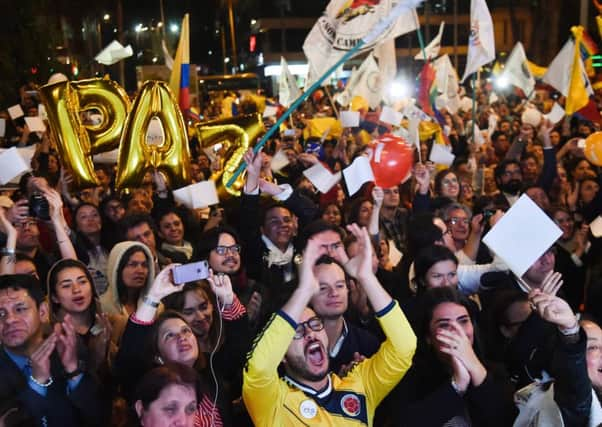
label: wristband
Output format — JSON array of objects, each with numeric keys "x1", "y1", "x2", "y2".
[
  {"x1": 143, "y1": 296, "x2": 160, "y2": 308},
  {"x1": 30, "y1": 375, "x2": 53, "y2": 387},
  {"x1": 1, "y1": 247, "x2": 15, "y2": 256},
  {"x1": 559, "y1": 322, "x2": 580, "y2": 336}
]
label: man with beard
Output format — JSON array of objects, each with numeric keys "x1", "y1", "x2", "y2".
[
  {"x1": 309, "y1": 256, "x2": 380, "y2": 375},
  {"x1": 494, "y1": 159, "x2": 523, "y2": 207},
  {"x1": 242, "y1": 224, "x2": 416, "y2": 426}
]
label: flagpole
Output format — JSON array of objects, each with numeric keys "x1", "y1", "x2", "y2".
[
  {"x1": 226, "y1": 0, "x2": 423, "y2": 188},
  {"x1": 323, "y1": 85, "x2": 340, "y2": 119},
  {"x1": 413, "y1": 11, "x2": 428, "y2": 61},
  {"x1": 471, "y1": 73, "x2": 477, "y2": 141}
]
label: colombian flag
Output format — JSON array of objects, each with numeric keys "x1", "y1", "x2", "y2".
[{"x1": 169, "y1": 14, "x2": 190, "y2": 114}]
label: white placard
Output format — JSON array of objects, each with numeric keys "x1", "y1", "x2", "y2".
[
  {"x1": 270, "y1": 149, "x2": 290, "y2": 172},
  {"x1": 429, "y1": 143, "x2": 455, "y2": 166},
  {"x1": 340, "y1": 111, "x2": 360, "y2": 128},
  {"x1": 174, "y1": 181, "x2": 220, "y2": 209},
  {"x1": 545, "y1": 102, "x2": 565, "y2": 124},
  {"x1": 302, "y1": 162, "x2": 341, "y2": 194},
  {"x1": 590, "y1": 216, "x2": 602, "y2": 238},
  {"x1": 0, "y1": 147, "x2": 31, "y2": 184},
  {"x1": 263, "y1": 106, "x2": 278, "y2": 118},
  {"x1": 8, "y1": 104, "x2": 24, "y2": 120},
  {"x1": 24, "y1": 117, "x2": 46, "y2": 133},
  {"x1": 379, "y1": 106, "x2": 403, "y2": 126},
  {"x1": 483, "y1": 194, "x2": 562, "y2": 277},
  {"x1": 190, "y1": 180, "x2": 219, "y2": 209},
  {"x1": 343, "y1": 156, "x2": 375, "y2": 196}
]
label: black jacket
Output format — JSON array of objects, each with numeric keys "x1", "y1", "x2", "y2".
[{"x1": 0, "y1": 347, "x2": 103, "y2": 427}]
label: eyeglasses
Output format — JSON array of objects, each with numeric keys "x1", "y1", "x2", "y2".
[
  {"x1": 214, "y1": 244, "x2": 241, "y2": 255},
  {"x1": 449, "y1": 217, "x2": 470, "y2": 226},
  {"x1": 293, "y1": 316, "x2": 324, "y2": 339}
]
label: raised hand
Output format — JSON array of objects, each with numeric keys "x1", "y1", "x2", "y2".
[
  {"x1": 6, "y1": 199, "x2": 29, "y2": 224},
  {"x1": 540, "y1": 271, "x2": 563, "y2": 296},
  {"x1": 371, "y1": 186, "x2": 384, "y2": 207},
  {"x1": 343, "y1": 224, "x2": 374, "y2": 281},
  {"x1": 207, "y1": 269, "x2": 234, "y2": 306},
  {"x1": 298, "y1": 237, "x2": 328, "y2": 295},
  {"x1": 243, "y1": 148, "x2": 264, "y2": 193},
  {"x1": 529, "y1": 289, "x2": 577, "y2": 330},
  {"x1": 41, "y1": 187, "x2": 64, "y2": 222},
  {"x1": 413, "y1": 163, "x2": 431, "y2": 194},
  {"x1": 146, "y1": 264, "x2": 183, "y2": 301}
]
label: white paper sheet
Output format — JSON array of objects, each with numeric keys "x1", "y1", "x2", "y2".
[
  {"x1": 8, "y1": 104, "x2": 24, "y2": 120},
  {"x1": 429, "y1": 143, "x2": 455, "y2": 166},
  {"x1": 302, "y1": 162, "x2": 341, "y2": 194},
  {"x1": 270, "y1": 149, "x2": 290, "y2": 172},
  {"x1": 379, "y1": 106, "x2": 403, "y2": 126},
  {"x1": 190, "y1": 180, "x2": 219, "y2": 208},
  {"x1": 590, "y1": 216, "x2": 602, "y2": 238},
  {"x1": 343, "y1": 156, "x2": 375, "y2": 196},
  {"x1": 483, "y1": 194, "x2": 562, "y2": 277},
  {"x1": 24, "y1": 117, "x2": 46, "y2": 133},
  {"x1": 0, "y1": 147, "x2": 31, "y2": 184},
  {"x1": 545, "y1": 102, "x2": 565, "y2": 124},
  {"x1": 263, "y1": 106, "x2": 278, "y2": 118},
  {"x1": 174, "y1": 181, "x2": 220, "y2": 209},
  {"x1": 95, "y1": 40, "x2": 133, "y2": 65},
  {"x1": 340, "y1": 111, "x2": 360, "y2": 128}
]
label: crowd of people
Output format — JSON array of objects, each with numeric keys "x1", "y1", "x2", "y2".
[{"x1": 1, "y1": 77, "x2": 602, "y2": 427}]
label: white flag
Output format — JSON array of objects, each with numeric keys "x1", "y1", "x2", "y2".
[
  {"x1": 279, "y1": 57, "x2": 302, "y2": 107},
  {"x1": 303, "y1": 0, "x2": 420, "y2": 85},
  {"x1": 543, "y1": 38, "x2": 593, "y2": 99},
  {"x1": 433, "y1": 54, "x2": 460, "y2": 113},
  {"x1": 461, "y1": 0, "x2": 495, "y2": 82},
  {"x1": 375, "y1": 39, "x2": 397, "y2": 105},
  {"x1": 335, "y1": 54, "x2": 382, "y2": 109},
  {"x1": 415, "y1": 21, "x2": 445, "y2": 60},
  {"x1": 500, "y1": 42, "x2": 535, "y2": 97}
]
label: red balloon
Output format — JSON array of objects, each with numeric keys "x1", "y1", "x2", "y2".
[{"x1": 368, "y1": 134, "x2": 413, "y2": 188}]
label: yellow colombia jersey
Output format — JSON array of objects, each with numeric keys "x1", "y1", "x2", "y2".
[{"x1": 242, "y1": 301, "x2": 417, "y2": 426}]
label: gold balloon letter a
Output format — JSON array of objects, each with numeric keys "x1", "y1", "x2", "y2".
[
  {"x1": 39, "y1": 77, "x2": 130, "y2": 188},
  {"x1": 195, "y1": 113, "x2": 264, "y2": 197},
  {"x1": 116, "y1": 81, "x2": 191, "y2": 190}
]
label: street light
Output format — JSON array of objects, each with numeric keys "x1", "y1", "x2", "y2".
[
  {"x1": 103, "y1": 13, "x2": 111, "y2": 22},
  {"x1": 135, "y1": 23, "x2": 143, "y2": 33},
  {"x1": 170, "y1": 23, "x2": 179, "y2": 33}
]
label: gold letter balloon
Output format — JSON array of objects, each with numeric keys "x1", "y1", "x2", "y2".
[
  {"x1": 115, "y1": 81, "x2": 191, "y2": 190},
  {"x1": 39, "y1": 77, "x2": 130, "y2": 188},
  {"x1": 195, "y1": 113, "x2": 264, "y2": 197}
]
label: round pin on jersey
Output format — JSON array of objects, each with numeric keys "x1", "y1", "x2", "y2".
[{"x1": 299, "y1": 399, "x2": 317, "y2": 419}]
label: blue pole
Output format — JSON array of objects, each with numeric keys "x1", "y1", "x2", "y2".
[{"x1": 226, "y1": 0, "x2": 422, "y2": 188}]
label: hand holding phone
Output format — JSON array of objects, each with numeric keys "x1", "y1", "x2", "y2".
[{"x1": 172, "y1": 261, "x2": 210, "y2": 285}]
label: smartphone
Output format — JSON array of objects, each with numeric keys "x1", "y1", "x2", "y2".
[{"x1": 172, "y1": 260, "x2": 210, "y2": 285}]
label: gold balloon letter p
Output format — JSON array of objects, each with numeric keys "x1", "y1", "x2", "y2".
[
  {"x1": 40, "y1": 77, "x2": 130, "y2": 188},
  {"x1": 116, "y1": 81, "x2": 191, "y2": 190}
]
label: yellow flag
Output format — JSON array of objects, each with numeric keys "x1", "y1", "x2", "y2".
[{"x1": 566, "y1": 26, "x2": 590, "y2": 115}]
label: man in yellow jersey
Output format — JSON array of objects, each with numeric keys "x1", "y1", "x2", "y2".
[{"x1": 243, "y1": 223, "x2": 417, "y2": 426}]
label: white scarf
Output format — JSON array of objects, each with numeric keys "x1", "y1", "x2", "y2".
[{"x1": 261, "y1": 235, "x2": 294, "y2": 267}]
